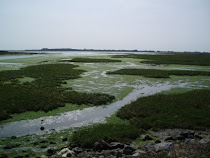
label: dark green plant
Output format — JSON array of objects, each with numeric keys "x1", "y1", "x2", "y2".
[
  {"x1": 70, "y1": 123, "x2": 140, "y2": 148},
  {"x1": 0, "y1": 64, "x2": 115, "y2": 121},
  {"x1": 112, "y1": 53, "x2": 210, "y2": 66},
  {"x1": 107, "y1": 68, "x2": 210, "y2": 78},
  {"x1": 117, "y1": 89, "x2": 210, "y2": 129}
]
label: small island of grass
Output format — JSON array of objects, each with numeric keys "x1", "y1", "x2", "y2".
[{"x1": 107, "y1": 68, "x2": 210, "y2": 78}]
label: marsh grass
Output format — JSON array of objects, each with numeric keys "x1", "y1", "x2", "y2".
[
  {"x1": 0, "y1": 64, "x2": 115, "y2": 121},
  {"x1": 70, "y1": 123, "x2": 140, "y2": 148},
  {"x1": 112, "y1": 53, "x2": 210, "y2": 66},
  {"x1": 63, "y1": 58, "x2": 121, "y2": 63},
  {"x1": 117, "y1": 89, "x2": 210, "y2": 129},
  {"x1": 107, "y1": 68, "x2": 210, "y2": 78}
]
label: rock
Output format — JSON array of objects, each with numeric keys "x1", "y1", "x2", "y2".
[
  {"x1": 110, "y1": 142, "x2": 124, "y2": 149},
  {"x1": 141, "y1": 135, "x2": 153, "y2": 141},
  {"x1": 132, "y1": 152, "x2": 142, "y2": 157},
  {"x1": 124, "y1": 155, "x2": 133, "y2": 158},
  {"x1": 47, "y1": 148, "x2": 55, "y2": 156},
  {"x1": 176, "y1": 136, "x2": 185, "y2": 141},
  {"x1": 165, "y1": 136, "x2": 175, "y2": 141},
  {"x1": 180, "y1": 131, "x2": 194, "y2": 138},
  {"x1": 62, "y1": 137, "x2": 68, "y2": 142},
  {"x1": 188, "y1": 134, "x2": 194, "y2": 139},
  {"x1": 155, "y1": 140, "x2": 161, "y2": 144},
  {"x1": 194, "y1": 135, "x2": 202, "y2": 139},
  {"x1": 72, "y1": 147, "x2": 82, "y2": 154},
  {"x1": 11, "y1": 136, "x2": 17, "y2": 139},
  {"x1": 93, "y1": 140, "x2": 110, "y2": 151},
  {"x1": 50, "y1": 129, "x2": 55, "y2": 132},
  {"x1": 136, "y1": 149, "x2": 146, "y2": 154},
  {"x1": 78, "y1": 152, "x2": 91, "y2": 158},
  {"x1": 40, "y1": 126, "x2": 45, "y2": 131},
  {"x1": 33, "y1": 141, "x2": 39, "y2": 145},
  {"x1": 151, "y1": 129, "x2": 182, "y2": 140},
  {"x1": 66, "y1": 152, "x2": 73, "y2": 157},
  {"x1": 116, "y1": 150, "x2": 123, "y2": 157},
  {"x1": 200, "y1": 138, "x2": 210, "y2": 144},
  {"x1": 49, "y1": 141, "x2": 56, "y2": 144},
  {"x1": 154, "y1": 142, "x2": 173, "y2": 152},
  {"x1": 57, "y1": 148, "x2": 75, "y2": 157},
  {"x1": 101, "y1": 150, "x2": 111, "y2": 157},
  {"x1": 142, "y1": 144, "x2": 155, "y2": 152},
  {"x1": 40, "y1": 145, "x2": 47, "y2": 149},
  {"x1": 40, "y1": 140, "x2": 48, "y2": 144},
  {"x1": 123, "y1": 146, "x2": 136, "y2": 155},
  {"x1": 185, "y1": 138, "x2": 197, "y2": 144},
  {"x1": 110, "y1": 150, "x2": 117, "y2": 156}
]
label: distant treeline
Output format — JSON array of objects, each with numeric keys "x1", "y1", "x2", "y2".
[
  {"x1": 24, "y1": 48, "x2": 209, "y2": 53},
  {"x1": 26, "y1": 48, "x2": 155, "y2": 52},
  {"x1": 0, "y1": 50, "x2": 10, "y2": 55},
  {"x1": 0, "y1": 50, "x2": 41, "y2": 55}
]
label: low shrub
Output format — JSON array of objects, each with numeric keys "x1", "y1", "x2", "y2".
[
  {"x1": 107, "y1": 68, "x2": 210, "y2": 78},
  {"x1": 70, "y1": 123, "x2": 140, "y2": 148},
  {"x1": 0, "y1": 64, "x2": 115, "y2": 121},
  {"x1": 117, "y1": 89, "x2": 210, "y2": 129},
  {"x1": 112, "y1": 53, "x2": 210, "y2": 66}
]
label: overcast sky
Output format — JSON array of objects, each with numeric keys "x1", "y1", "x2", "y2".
[{"x1": 0, "y1": 0, "x2": 210, "y2": 52}]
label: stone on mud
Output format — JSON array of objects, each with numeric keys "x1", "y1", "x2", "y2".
[
  {"x1": 110, "y1": 142, "x2": 125, "y2": 149},
  {"x1": 123, "y1": 145, "x2": 136, "y2": 155},
  {"x1": 57, "y1": 148, "x2": 75, "y2": 157},
  {"x1": 93, "y1": 140, "x2": 110, "y2": 151},
  {"x1": 154, "y1": 142, "x2": 173, "y2": 152}
]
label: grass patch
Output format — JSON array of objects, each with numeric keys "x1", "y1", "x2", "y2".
[
  {"x1": 117, "y1": 89, "x2": 210, "y2": 129},
  {"x1": 0, "y1": 128, "x2": 75, "y2": 157},
  {"x1": 107, "y1": 68, "x2": 210, "y2": 78},
  {"x1": 0, "y1": 63, "x2": 115, "y2": 121},
  {"x1": 70, "y1": 123, "x2": 140, "y2": 148},
  {"x1": 112, "y1": 53, "x2": 210, "y2": 66},
  {"x1": 63, "y1": 58, "x2": 121, "y2": 63},
  {"x1": 18, "y1": 77, "x2": 35, "y2": 84},
  {"x1": 1, "y1": 103, "x2": 89, "y2": 123}
]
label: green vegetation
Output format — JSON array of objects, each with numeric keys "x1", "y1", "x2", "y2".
[
  {"x1": 117, "y1": 89, "x2": 210, "y2": 129},
  {"x1": 107, "y1": 68, "x2": 210, "y2": 78},
  {"x1": 0, "y1": 64, "x2": 115, "y2": 121},
  {"x1": 0, "y1": 128, "x2": 75, "y2": 157},
  {"x1": 112, "y1": 53, "x2": 210, "y2": 66},
  {"x1": 63, "y1": 58, "x2": 121, "y2": 63},
  {"x1": 0, "y1": 50, "x2": 40, "y2": 55},
  {"x1": 1, "y1": 103, "x2": 89, "y2": 123},
  {"x1": 70, "y1": 123, "x2": 140, "y2": 148}
]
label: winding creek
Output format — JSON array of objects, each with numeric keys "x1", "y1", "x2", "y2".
[
  {"x1": 1, "y1": 52, "x2": 208, "y2": 139},
  {"x1": 0, "y1": 82, "x2": 187, "y2": 138}
]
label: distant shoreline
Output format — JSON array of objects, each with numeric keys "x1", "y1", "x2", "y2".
[
  {"x1": 24, "y1": 48, "x2": 209, "y2": 54},
  {"x1": 1, "y1": 49, "x2": 209, "y2": 55}
]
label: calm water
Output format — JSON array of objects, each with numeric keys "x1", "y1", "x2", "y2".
[
  {"x1": 0, "y1": 55, "x2": 43, "y2": 61},
  {"x1": 0, "y1": 54, "x2": 44, "y2": 65}
]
